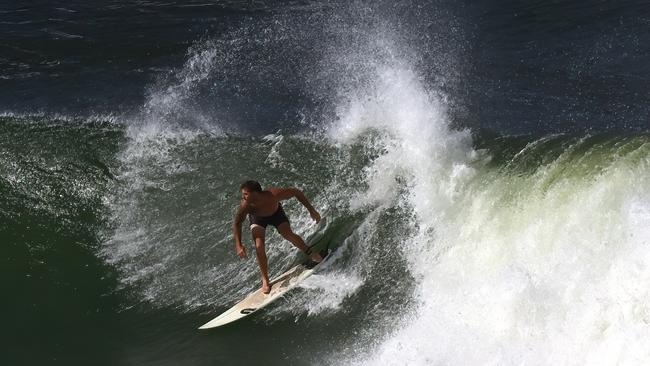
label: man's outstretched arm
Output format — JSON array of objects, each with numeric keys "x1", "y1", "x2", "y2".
[
  {"x1": 270, "y1": 188, "x2": 321, "y2": 223},
  {"x1": 232, "y1": 203, "x2": 248, "y2": 258}
]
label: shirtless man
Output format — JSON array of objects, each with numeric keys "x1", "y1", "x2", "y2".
[{"x1": 233, "y1": 180, "x2": 323, "y2": 294}]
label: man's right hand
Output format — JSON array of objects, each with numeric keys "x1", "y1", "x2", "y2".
[{"x1": 236, "y1": 244, "x2": 247, "y2": 259}]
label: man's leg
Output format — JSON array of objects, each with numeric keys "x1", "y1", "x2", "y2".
[
  {"x1": 276, "y1": 222, "x2": 322, "y2": 262},
  {"x1": 251, "y1": 224, "x2": 271, "y2": 294}
]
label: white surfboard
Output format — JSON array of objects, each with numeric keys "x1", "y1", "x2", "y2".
[{"x1": 198, "y1": 251, "x2": 330, "y2": 329}]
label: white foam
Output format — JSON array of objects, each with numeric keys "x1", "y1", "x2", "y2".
[
  {"x1": 344, "y1": 130, "x2": 650, "y2": 365},
  {"x1": 0, "y1": 110, "x2": 121, "y2": 125},
  {"x1": 100, "y1": 40, "x2": 239, "y2": 310},
  {"x1": 288, "y1": 272, "x2": 364, "y2": 316},
  {"x1": 329, "y1": 62, "x2": 474, "y2": 214},
  {"x1": 323, "y1": 38, "x2": 650, "y2": 364}
]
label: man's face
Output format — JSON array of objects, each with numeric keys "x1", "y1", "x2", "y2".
[{"x1": 241, "y1": 188, "x2": 254, "y2": 201}]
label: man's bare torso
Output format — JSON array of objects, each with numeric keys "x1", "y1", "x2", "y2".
[{"x1": 243, "y1": 190, "x2": 281, "y2": 217}]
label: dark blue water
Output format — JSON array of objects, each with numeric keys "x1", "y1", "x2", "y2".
[
  {"x1": 3, "y1": 1, "x2": 648, "y2": 133},
  {"x1": 2, "y1": 1, "x2": 650, "y2": 365}
]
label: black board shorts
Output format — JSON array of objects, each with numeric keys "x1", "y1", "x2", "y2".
[{"x1": 249, "y1": 204, "x2": 289, "y2": 229}]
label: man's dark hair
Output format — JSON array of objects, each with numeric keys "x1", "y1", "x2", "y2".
[{"x1": 240, "y1": 180, "x2": 262, "y2": 192}]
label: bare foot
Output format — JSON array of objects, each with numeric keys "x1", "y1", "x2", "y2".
[
  {"x1": 262, "y1": 282, "x2": 271, "y2": 295},
  {"x1": 310, "y1": 252, "x2": 323, "y2": 263}
]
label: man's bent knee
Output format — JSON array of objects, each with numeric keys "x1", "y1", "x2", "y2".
[
  {"x1": 251, "y1": 224, "x2": 265, "y2": 235},
  {"x1": 251, "y1": 225, "x2": 265, "y2": 238}
]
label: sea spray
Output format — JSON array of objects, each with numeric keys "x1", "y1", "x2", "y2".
[{"x1": 348, "y1": 133, "x2": 650, "y2": 365}]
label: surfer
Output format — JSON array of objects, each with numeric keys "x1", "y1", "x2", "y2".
[{"x1": 233, "y1": 180, "x2": 323, "y2": 294}]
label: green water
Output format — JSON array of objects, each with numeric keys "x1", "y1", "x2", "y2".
[{"x1": 2, "y1": 115, "x2": 649, "y2": 365}]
